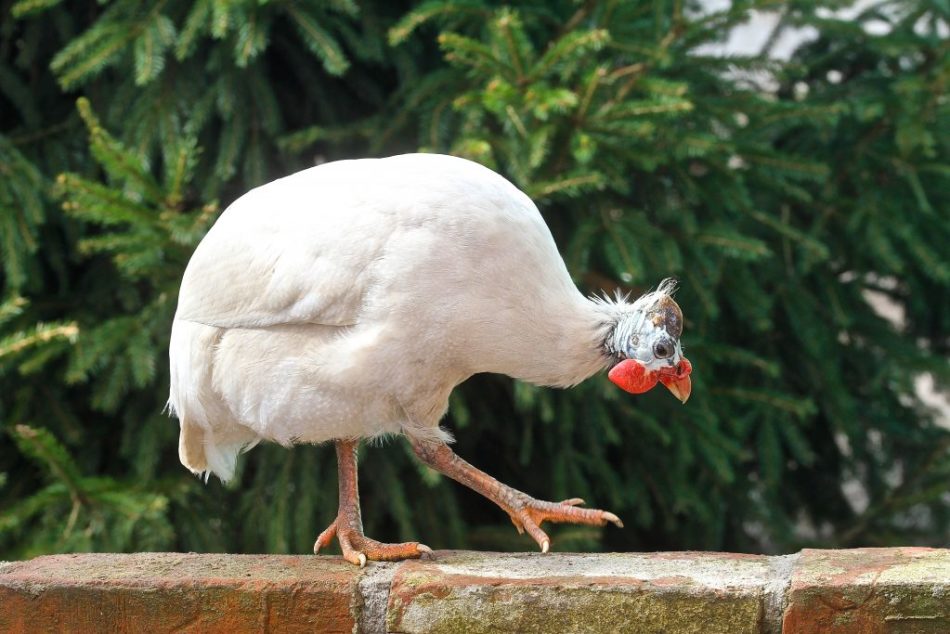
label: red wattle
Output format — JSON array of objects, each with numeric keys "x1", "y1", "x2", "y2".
[{"x1": 608, "y1": 359, "x2": 659, "y2": 394}]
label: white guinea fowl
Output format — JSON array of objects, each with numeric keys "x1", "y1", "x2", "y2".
[{"x1": 168, "y1": 152, "x2": 691, "y2": 565}]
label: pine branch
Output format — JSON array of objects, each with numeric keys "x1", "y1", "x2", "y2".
[
  {"x1": 388, "y1": 0, "x2": 487, "y2": 46},
  {"x1": 10, "y1": 0, "x2": 62, "y2": 18},
  {"x1": 11, "y1": 426, "x2": 86, "y2": 505},
  {"x1": 0, "y1": 322, "x2": 78, "y2": 361},
  {"x1": 284, "y1": 5, "x2": 350, "y2": 75},
  {"x1": 75, "y1": 98, "x2": 164, "y2": 200}
]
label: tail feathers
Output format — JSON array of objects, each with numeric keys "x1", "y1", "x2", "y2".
[
  {"x1": 176, "y1": 416, "x2": 258, "y2": 484},
  {"x1": 178, "y1": 421, "x2": 208, "y2": 475},
  {"x1": 201, "y1": 438, "x2": 247, "y2": 484}
]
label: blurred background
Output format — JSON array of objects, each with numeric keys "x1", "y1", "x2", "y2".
[{"x1": 1, "y1": 0, "x2": 947, "y2": 559}]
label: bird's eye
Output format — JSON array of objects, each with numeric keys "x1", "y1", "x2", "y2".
[{"x1": 653, "y1": 338, "x2": 673, "y2": 359}]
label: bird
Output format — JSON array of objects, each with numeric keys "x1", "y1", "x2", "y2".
[{"x1": 168, "y1": 153, "x2": 692, "y2": 566}]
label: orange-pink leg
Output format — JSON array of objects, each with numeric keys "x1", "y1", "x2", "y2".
[
  {"x1": 314, "y1": 439, "x2": 430, "y2": 566},
  {"x1": 411, "y1": 440, "x2": 622, "y2": 553}
]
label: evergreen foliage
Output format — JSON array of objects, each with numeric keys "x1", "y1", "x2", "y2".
[{"x1": 1, "y1": 0, "x2": 947, "y2": 558}]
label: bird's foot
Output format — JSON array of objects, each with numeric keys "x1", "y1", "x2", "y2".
[
  {"x1": 505, "y1": 496, "x2": 624, "y2": 553},
  {"x1": 410, "y1": 439, "x2": 623, "y2": 555},
  {"x1": 313, "y1": 518, "x2": 431, "y2": 567}
]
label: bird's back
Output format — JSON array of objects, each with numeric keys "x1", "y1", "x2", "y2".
[{"x1": 174, "y1": 153, "x2": 569, "y2": 331}]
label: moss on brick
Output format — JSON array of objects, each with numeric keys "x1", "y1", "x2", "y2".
[
  {"x1": 392, "y1": 584, "x2": 762, "y2": 634},
  {"x1": 387, "y1": 551, "x2": 773, "y2": 634}
]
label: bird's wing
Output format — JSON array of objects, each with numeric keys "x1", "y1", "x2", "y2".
[
  {"x1": 174, "y1": 169, "x2": 389, "y2": 329},
  {"x1": 174, "y1": 153, "x2": 554, "y2": 331}
]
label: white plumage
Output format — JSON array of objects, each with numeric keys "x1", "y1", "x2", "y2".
[{"x1": 168, "y1": 153, "x2": 689, "y2": 486}]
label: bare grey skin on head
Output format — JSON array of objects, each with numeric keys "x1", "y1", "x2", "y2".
[{"x1": 600, "y1": 280, "x2": 691, "y2": 400}]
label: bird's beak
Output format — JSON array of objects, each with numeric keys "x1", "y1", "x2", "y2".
[
  {"x1": 659, "y1": 374, "x2": 691, "y2": 403},
  {"x1": 658, "y1": 357, "x2": 692, "y2": 404}
]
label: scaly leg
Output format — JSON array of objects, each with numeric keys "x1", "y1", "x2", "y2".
[
  {"x1": 314, "y1": 439, "x2": 431, "y2": 567},
  {"x1": 411, "y1": 440, "x2": 622, "y2": 552}
]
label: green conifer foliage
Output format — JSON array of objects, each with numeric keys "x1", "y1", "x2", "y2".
[{"x1": 1, "y1": 1, "x2": 947, "y2": 558}]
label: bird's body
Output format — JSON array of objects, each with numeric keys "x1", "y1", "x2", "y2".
[
  {"x1": 169, "y1": 153, "x2": 691, "y2": 564},
  {"x1": 170, "y1": 154, "x2": 612, "y2": 479}
]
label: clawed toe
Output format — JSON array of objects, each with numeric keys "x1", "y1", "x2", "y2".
[
  {"x1": 313, "y1": 516, "x2": 431, "y2": 565},
  {"x1": 509, "y1": 496, "x2": 623, "y2": 553},
  {"x1": 313, "y1": 519, "x2": 338, "y2": 555}
]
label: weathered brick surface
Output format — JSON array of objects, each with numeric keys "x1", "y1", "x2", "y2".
[
  {"x1": 782, "y1": 548, "x2": 950, "y2": 634},
  {"x1": 2, "y1": 549, "x2": 947, "y2": 633},
  {"x1": 386, "y1": 550, "x2": 777, "y2": 633},
  {"x1": 0, "y1": 553, "x2": 359, "y2": 634}
]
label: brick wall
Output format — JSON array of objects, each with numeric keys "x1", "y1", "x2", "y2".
[{"x1": 1, "y1": 548, "x2": 947, "y2": 633}]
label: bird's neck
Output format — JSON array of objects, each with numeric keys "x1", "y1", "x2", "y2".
[{"x1": 470, "y1": 293, "x2": 624, "y2": 388}]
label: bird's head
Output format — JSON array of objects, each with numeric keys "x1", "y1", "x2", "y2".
[{"x1": 604, "y1": 280, "x2": 692, "y2": 403}]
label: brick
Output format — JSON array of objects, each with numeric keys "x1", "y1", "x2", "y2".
[
  {"x1": 0, "y1": 553, "x2": 359, "y2": 634},
  {"x1": 386, "y1": 550, "x2": 777, "y2": 634},
  {"x1": 3, "y1": 549, "x2": 947, "y2": 633},
  {"x1": 783, "y1": 548, "x2": 950, "y2": 634}
]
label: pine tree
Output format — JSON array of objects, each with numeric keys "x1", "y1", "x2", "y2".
[{"x1": 1, "y1": 0, "x2": 947, "y2": 558}]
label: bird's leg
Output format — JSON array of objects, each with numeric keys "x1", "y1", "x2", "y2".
[
  {"x1": 411, "y1": 440, "x2": 622, "y2": 553},
  {"x1": 313, "y1": 439, "x2": 431, "y2": 566}
]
